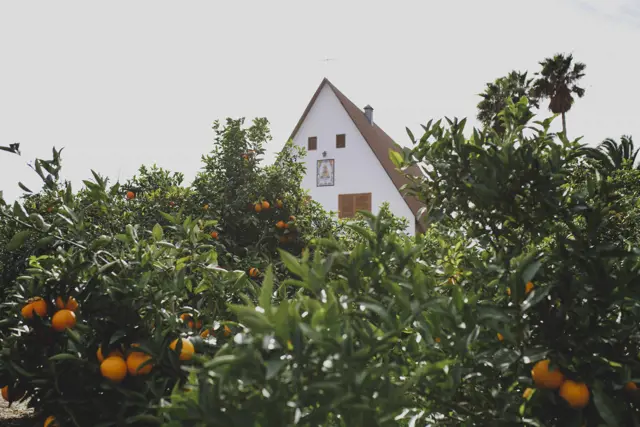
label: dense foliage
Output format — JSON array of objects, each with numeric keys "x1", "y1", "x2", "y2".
[{"x1": 1, "y1": 96, "x2": 639, "y2": 427}]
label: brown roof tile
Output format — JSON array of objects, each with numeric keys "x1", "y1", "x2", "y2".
[{"x1": 290, "y1": 78, "x2": 425, "y2": 232}]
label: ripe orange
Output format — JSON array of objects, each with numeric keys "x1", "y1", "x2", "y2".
[
  {"x1": 196, "y1": 320, "x2": 203, "y2": 329},
  {"x1": 559, "y1": 380, "x2": 590, "y2": 408},
  {"x1": 187, "y1": 320, "x2": 195, "y2": 329},
  {"x1": 249, "y1": 267, "x2": 259, "y2": 278},
  {"x1": 276, "y1": 199, "x2": 283, "y2": 209},
  {"x1": 44, "y1": 416, "x2": 58, "y2": 427},
  {"x1": 200, "y1": 329, "x2": 210, "y2": 338},
  {"x1": 531, "y1": 360, "x2": 565, "y2": 389},
  {"x1": 51, "y1": 309, "x2": 76, "y2": 332},
  {"x1": 223, "y1": 325, "x2": 232, "y2": 337},
  {"x1": 179, "y1": 313, "x2": 191, "y2": 322},
  {"x1": 525, "y1": 281, "x2": 534, "y2": 294},
  {"x1": 261, "y1": 200, "x2": 270, "y2": 210},
  {"x1": 435, "y1": 337, "x2": 441, "y2": 343},
  {"x1": 22, "y1": 297, "x2": 48, "y2": 319},
  {"x1": 169, "y1": 338, "x2": 195, "y2": 361},
  {"x1": 254, "y1": 203, "x2": 262, "y2": 213},
  {"x1": 126, "y1": 191, "x2": 135, "y2": 200},
  {"x1": 1, "y1": 386, "x2": 8, "y2": 401},
  {"x1": 210, "y1": 231, "x2": 219, "y2": 239},
  {"x1": 55, "y1": 296, "x2": 78, "y2": 311},
  {"x1": 625, "y1": 381, "x2": 638, "y2": 392},
  {"x1": 289, "y1": 215, "x2": 296, "y2": 221},
  {"x1": 100, "y1": 356, "x2": 127, "y2": 383},
  {"x1": 497, "y1": 333, "x2": 504, "y2": 341},
  {"x1": 276, "y1": 220, "x2": 286, "y2": 229},
  {"x1": 522, "y1": 388, "x2": 534, "y2": 399},
  {"x1": 203, "y1": 204, "x2": 209, "y2": 211},
  {"x1": 96, "y1": 346, "x2": 124, "y2": 363},
  {"x1": 126, "y1": 350, "x2": 153, "y2": 376}
]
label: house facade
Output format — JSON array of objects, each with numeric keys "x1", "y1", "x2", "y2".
[{"x1": 289, "y1": 78, "x2": 423, "y2": 235}]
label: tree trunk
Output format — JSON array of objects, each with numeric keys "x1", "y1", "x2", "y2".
[{"x1": 561, "y1": 112, "x2": 567, "y2": 137}]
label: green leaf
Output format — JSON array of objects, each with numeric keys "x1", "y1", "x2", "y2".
[
  {"x1": 389, "y1": 149, "x2": 403, "y2": 168},
  {"x1": 152, "y1": 223, "x2": 163, "y2": 242},
  {"x1": 274, "y1": 299, "x2": 290, "y2": 342},
  {"x1": 278, "y1": 250, "x2": 305, "y2": 278},
  {"x1": 7, "y1": 230, "x2": 31, "y2": 250},
  {"x1": 593, "y1": 381, "x2": 620, "y2": 427},
  {"x1": 259, "y1": 266, "x2": 274, "y2": 312},
  {"x1": 522, "y1": 259, "x2": 542, "y2": 284},
  {"x1": 49, "y1": 353, "x2": 83, "y2": 362},
  {"x1": 18, "y1": 182, "x2": 32, "y2": 193},
  {"x1": 265, "y1": 359, "x2": 287, "y2": 380}
]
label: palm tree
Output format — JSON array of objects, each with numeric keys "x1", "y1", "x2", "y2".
[
  {"x1": 583, "y1": 136, "x2": 638, "y2": 171},
  {"x1": 530, "y1": 53, "x2": 586, "y2": 136},
  {"x1": 477, "y1": 71, "x2": 537, "y2": 133}
]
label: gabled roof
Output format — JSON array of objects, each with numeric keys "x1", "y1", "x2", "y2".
[{"x1": 290, "y1": 78, "x2": 425, "y2": 232}]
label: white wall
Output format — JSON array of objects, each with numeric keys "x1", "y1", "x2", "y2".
[{"x1": 292, "y1": 85, "x2": 415, "y2": 235}]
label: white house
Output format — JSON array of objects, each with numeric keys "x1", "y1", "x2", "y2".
[{"x1": 289, "y1": 78, "x2": 424, "y2": 235}]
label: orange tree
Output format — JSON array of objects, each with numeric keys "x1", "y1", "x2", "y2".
[
  {"x1": 0, "y1": 118, "x2": 336, "y2": 425},
  {"x1": 395, "y1": 98, "x2": 640, "y2": 425}
]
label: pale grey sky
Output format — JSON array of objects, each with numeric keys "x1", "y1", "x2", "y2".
[{"x1": 1, "y1": 0, "x2": 639, "y2": 202}]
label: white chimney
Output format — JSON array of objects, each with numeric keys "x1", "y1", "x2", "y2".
[{"x1": 364, "y1": 105, "x2": 373, "y2": 124}]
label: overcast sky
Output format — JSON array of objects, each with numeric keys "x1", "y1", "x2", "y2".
[{"x1": 1, "y1": 0, "x2": 639, "y2": 202}]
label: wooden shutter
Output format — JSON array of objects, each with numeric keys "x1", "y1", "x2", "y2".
[
  {"x1": 339, "y1": 193, "x2": 371, "y2": 218},
  {"x1": 336, "y1": 134, "x2": 346, "y2": 148},
  {"x1": 338, "y1": 194, "x2": 355, "y2": 218},
  {"x1": 354, "y1": 193, "x2": 372, "y2": 212},
  {"x1": 308, "y1": 136, "x2": 317, "y2": 151}
]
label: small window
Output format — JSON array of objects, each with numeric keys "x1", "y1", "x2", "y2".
[
  {"x1": 338, "y1": 193, "x2": 371, "y2": 218},
  {"x1": 336, "y1": 134, "x2": 346, "y2": 148},
  {"x1": 308, "y1": 136, "x2": 317, "y2": 151}
]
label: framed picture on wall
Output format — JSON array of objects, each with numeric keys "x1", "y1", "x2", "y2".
[{"x1": 317, "y1": 159, "x2": 335, "y2": 187}]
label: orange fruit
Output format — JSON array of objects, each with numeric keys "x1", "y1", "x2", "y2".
[
  {"x1": 276, "y1": 220, "x2": 286, "y2": 229},
  {"x1": 55, "y1": 296, "x2": 78, "y2": 311},
  {"x1": 203, "y1": 204, "x2": 209, "y2": 211},
  {"x1": 261, "y1": 200, "x2": 270, "y2": 210},
  {"x1": 100, "y1": 356, "x2": 127, "y2": 383},
  {"x1": 187, "y1": 320, "x2": 195, "y2": 329},
  {"x1": 210, "y1": 231, "x2": 219, "y2": 239},
  {"x1": 531, "y1": 360, "x2": 565, "y2": 389},
  {"x1": 276, "y1": 199, "x2": 283, "y2": 209},
  {"x1": 200, "y1": 329, "x2": 210, "y2": 338},
  {"x1": 22, "y1": 297, "x2": 48, "y2": 319},
  {"x1": 51, "y1": 309, "x2": 76, "y2": 332},
  {"x1": 1, "y1": 386, "x2": 8, "y2": 401},
  {"x1": 196, "y1": 320, "x2": 203, "y2": 329},
  {"x1": 625, "y1": 381, "x2": 637, "y2": 392},
  {"x1": 525, "y1": 281, "x2": 534, "y2": 294},
  {"x1": 254, "y1": 203, "x2": 262, "y2": 213},
  {"x1": 96, "y1": 346, "x2": 124, "y2": 363},
  {"x1": 434, "y1": 337, "x2": 441, "y2": 343},
  {"x1": 126, "y1": 350, "x2": 153, "y2": 376},
  {"x1": 497, "y1": 333, "x2": 504, "y2": 341},
  {"x1": 289, "y1": 215, "x2": 296, "y2": 221},
  {"x1": 44, "y1": 416, "x2": 58, "y2": 427},
  {"x1": 522, "y1": 388, "x2": 534, "y2": 399},
  {"x1": 126, "y1": 191, "x2": 135, "y2": 200},
  {"x1": 170, "y1": 338, "x2": 195, "y2": 361},
  {"x1": 249, "y1": 267, "x2": 259, "y2": 278},
  {"x1": 223, "y1": 325, "x2": 232, "y2": 337},
  {"x1": 559, "y1": 380, "x2": 590, "y2": 408}
]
